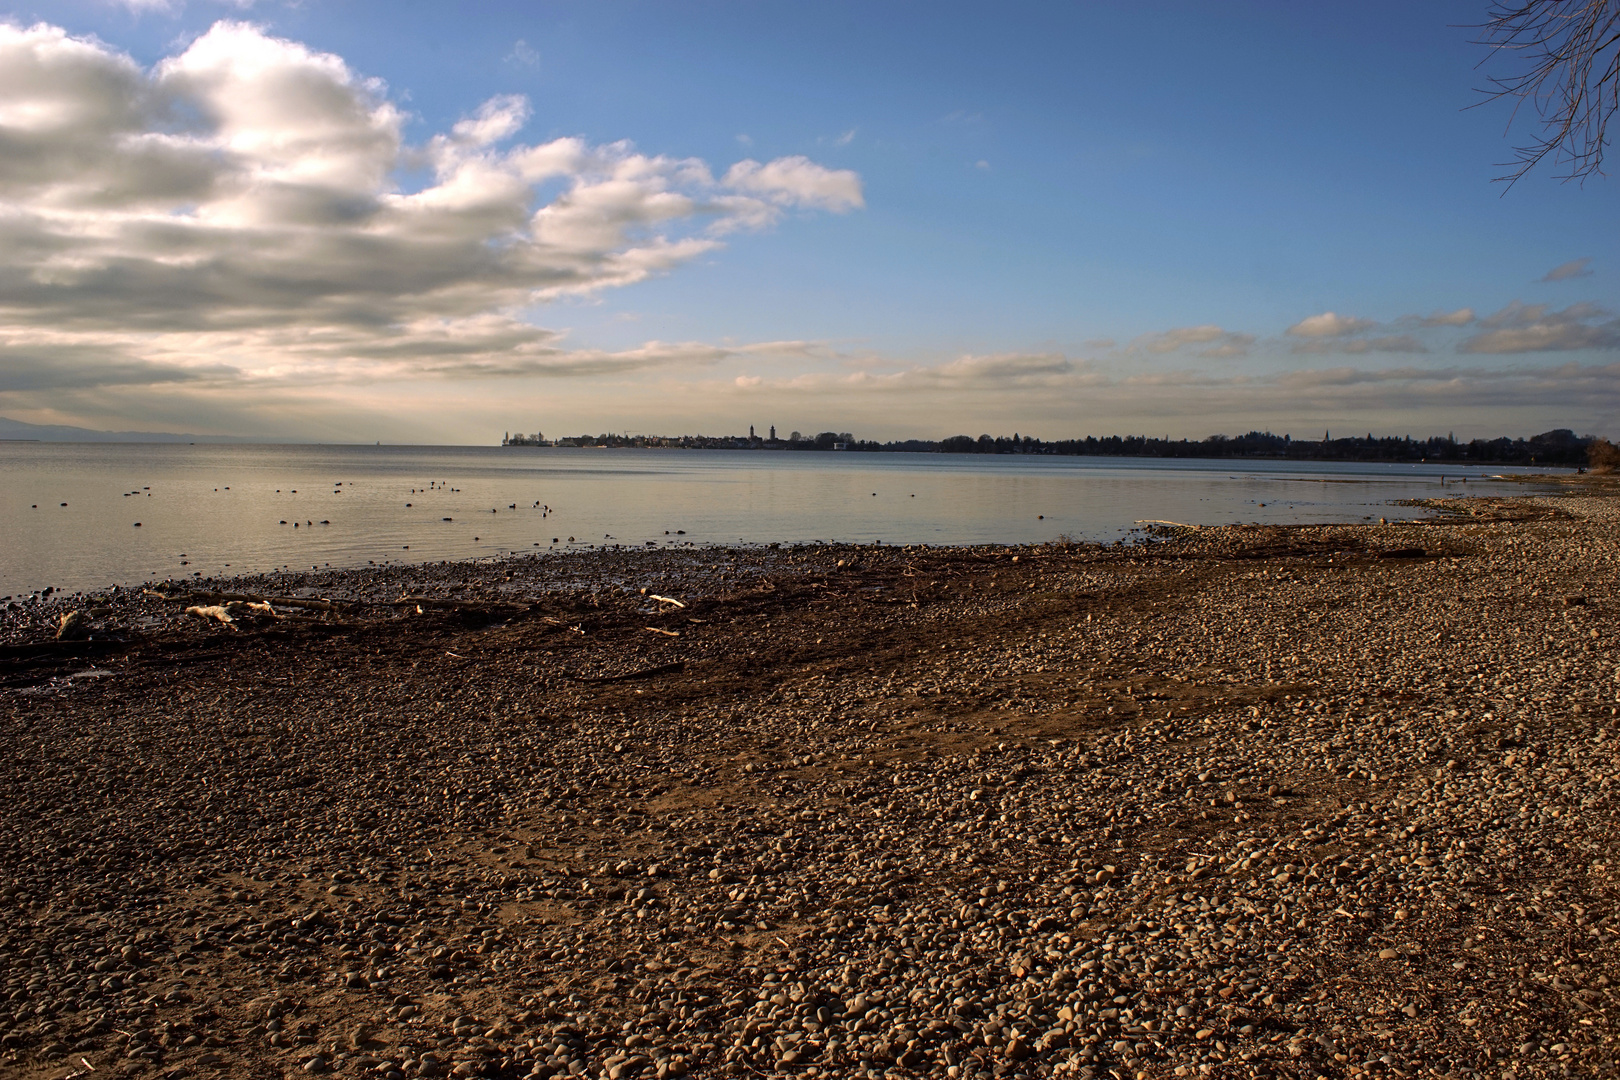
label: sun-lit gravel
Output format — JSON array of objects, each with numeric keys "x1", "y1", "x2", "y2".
[{"x1": 1, "y1": 489, "x2": 1616, "y2": 1080}]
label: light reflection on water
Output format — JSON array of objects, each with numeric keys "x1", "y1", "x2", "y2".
[{"x1": 0, "y1": 443, "x2": 1556, "y2": 595}]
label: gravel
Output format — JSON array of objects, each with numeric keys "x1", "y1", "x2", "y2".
[{"x1": 0, "y1": 488, "x2": 1616, "y2": 1080}]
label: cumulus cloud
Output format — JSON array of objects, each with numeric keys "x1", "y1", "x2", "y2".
[
  {"x1": 721, "y1": 155, "x2": 864, "y2": 213},
  {"x1": 1285, "y1": 312, "x2": 1377, "y2": 338},
  {"x1": 1540, "y1": 257, "x2": 1593, "y2": 282},
  {"x1": 923, "y1": 353, "x2": 1074, "y2": 384},
  {"x1": 1461, "y1": 301, "x2": 1620, "y2": 353},
  {"x1": 1127, "y1": 324, "x2": 1254, "y2": 357},
  {"x1": 0, "y1": 20, "x2": 863, "y2": 397}
]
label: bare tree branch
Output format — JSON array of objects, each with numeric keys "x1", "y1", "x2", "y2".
[{"x1": 1471, "y1": 0, "x2": 1620, "y2": 188}]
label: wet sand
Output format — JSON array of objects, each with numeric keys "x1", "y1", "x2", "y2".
[{"x1": 1, "y1": 487, "x2": 1616, "y2": 1080}]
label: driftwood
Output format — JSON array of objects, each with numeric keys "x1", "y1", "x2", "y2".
[
  {"x1": 147, "y1": 589, "x2": 349, "y2": 613},
  {"x1": 186, "y1": 601, "x2": 277, "y2": 625},
  {"x1": 55, "y1": 610, "x2": 92, "y2": 641}
]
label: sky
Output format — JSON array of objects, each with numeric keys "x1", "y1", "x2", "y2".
[{"x1": 0, "y1": 0, "x2": 1617, "y2": 444}]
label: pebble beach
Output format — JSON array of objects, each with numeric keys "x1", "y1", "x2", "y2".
[{"x1": 1, "y1": 486, "x2": 1616, "y2": 1080}]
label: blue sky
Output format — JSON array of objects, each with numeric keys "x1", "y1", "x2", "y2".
[{"x1": 2, "y1": 0, "x2": 1616, "y2": 441}]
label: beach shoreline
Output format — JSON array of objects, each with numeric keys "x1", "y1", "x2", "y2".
[{"x1": 2, "y1": 485, "x2": 1617, "y2": 1079}]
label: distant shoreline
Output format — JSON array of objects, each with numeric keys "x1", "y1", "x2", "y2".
[
  {"x1": 0, "y1": 438, "x2": 1585, "y2": 468},
  {"x1": 505, "y1": 427, "x2": 1599, "y2": 468},
  {"x1": 499, "y1": 442, "x2": 1588, "y2": 470}
]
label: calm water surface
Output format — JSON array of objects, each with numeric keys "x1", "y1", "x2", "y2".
[{"x1": 0, "y1": 443, "x2": 1554, "y2": 596}]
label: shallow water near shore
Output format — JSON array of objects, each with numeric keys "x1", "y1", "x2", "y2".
[{"x1": 0, "y1": 442, "x2": 1558, "y2": 595}]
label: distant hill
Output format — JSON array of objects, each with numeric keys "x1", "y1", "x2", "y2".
[{"x1": 0, "y1": 416, "x2": 277, "y2": 444}]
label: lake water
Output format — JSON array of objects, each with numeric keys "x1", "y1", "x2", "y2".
[{"x1": 0, "y1": 443, "x2": 1554, "y2": 597}]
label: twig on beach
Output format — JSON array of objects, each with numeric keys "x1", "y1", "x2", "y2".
[
  {"x1": 649, "y1": 594, "x2": 686, "y2": 607},
  {"x1": 1135, "y1": 520, "x2": 1202, "y2": 529},
  {"x1": 645, "y1": 627, "x2": 681, "y2": 637}
]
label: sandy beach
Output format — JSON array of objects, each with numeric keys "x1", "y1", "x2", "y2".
[{"x1": 1, "y1": 486, "x2": 1616, "y2": 1080}]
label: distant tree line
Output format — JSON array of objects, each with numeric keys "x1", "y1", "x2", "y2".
[
  {"x1": 538, "y1": 428, "x2": 1607, "y2": 466},
  {"x1": 842, "y1": 428, "x2": 1601, "y2": 466}
]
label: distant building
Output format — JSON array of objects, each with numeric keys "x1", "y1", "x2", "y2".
[
  {"x1": 502, "y1": 430, "x2": 548, "y2": 446},
  {"x1": 769, "y1": 425, "x2": 776, "y2": 441}
]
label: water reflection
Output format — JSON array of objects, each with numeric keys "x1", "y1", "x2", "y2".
[{"x1": 0, "y1": 443, "x2": 1556, "y2": 595}]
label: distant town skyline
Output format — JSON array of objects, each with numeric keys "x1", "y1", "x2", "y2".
[{"x1": 1, "y1": 2, "x2": 1616, "y2": 443}]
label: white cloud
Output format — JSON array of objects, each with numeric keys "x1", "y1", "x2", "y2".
[
  {"x1": 447, "y1": 93, "x2": 530, "y2": 148},
  {"x1": 722, "y1": 155, "x2": 864, "y2": 213},
  {"x1": 1285, "y1": 312, "x2": 1377, "y2": 338},
  {"x1": 1478, "y1": 299, "x2": 1608, "y2": 329},
  {"x1": 1139, "y1": 325, "x2": 1224, "y2": 350},
  {"x1": 1479, "y1": 300, "x2": 1546, "y2": 328},
  {"x1": 1128, "y1": 324, "x2": 1254, "y2": 357},
  {"x1": 924, "y1": 352, "x2": 1074, "y2": 384},
  {"x1": 506, "y1": 39, "x2": 539, "y2": 68},
  {"x1": 1461, "y1": 301, "x2": 1619, "y2": 353},
  {"x1": 1540, "y1": 257, "x2": 1593, "y2": 283},
  {"x1": 833, "y1": 129, "x2": 855, "y2": 147},
  {"x1": 0, "y1": 20, "x2": 863, "y2": 399}
]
